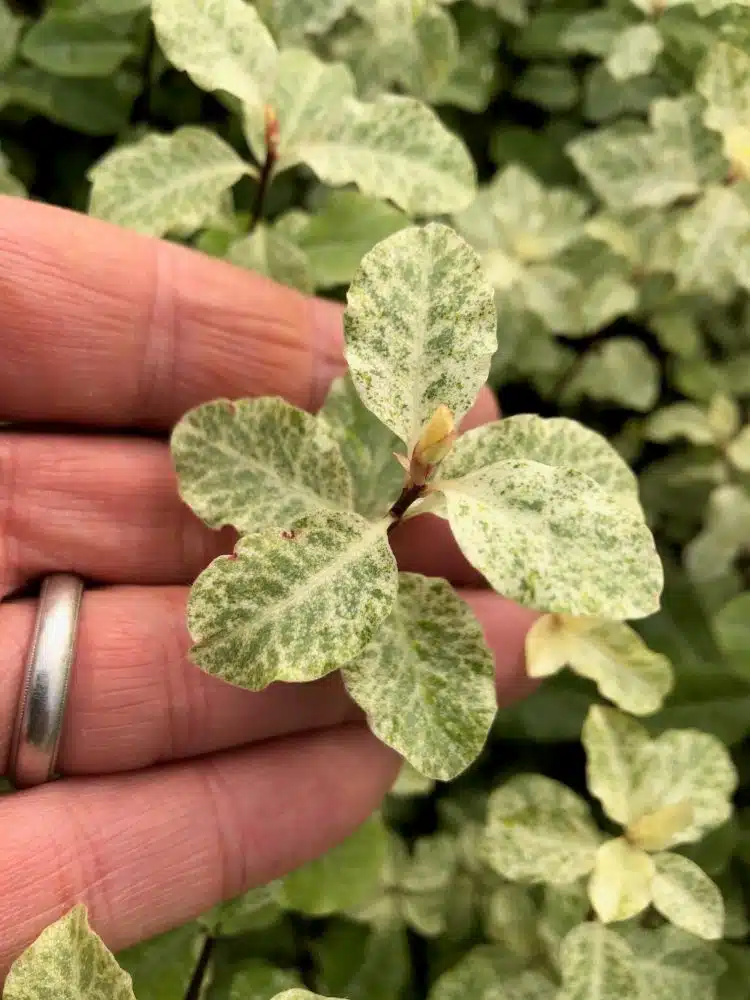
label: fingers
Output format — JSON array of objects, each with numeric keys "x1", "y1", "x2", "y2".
[
  {"x1": 0, "y1": 392, "x2": 498, "y2": 595},
  {"x1": 0, "y1": 585, "x2": 535, "y2": 776},
  {"x1": 0, "y1": 197, "x2": 340, "y2": 428},
  {"x1": 0, "y1": 724, "x2": 400, "y2": 978}
]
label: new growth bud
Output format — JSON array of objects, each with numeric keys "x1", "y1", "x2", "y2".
[
  {"x1": 264, "y1": 104, "x2": 280, "y2": 159},
  {"x1": 626, "y1": 800, "x2": 695, "y2": 852},
  {"x1": 410, "y1": 405, "x2": 456, "y2": 484}
]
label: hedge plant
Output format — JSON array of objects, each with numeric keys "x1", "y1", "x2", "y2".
[{"x1": 2, "y1": 0, "x2": 750, "y2": 998}]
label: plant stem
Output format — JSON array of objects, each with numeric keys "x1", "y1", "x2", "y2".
[
  {"x1": 249, "y1": 106, "x2": 279, "y2": 233},
  {"x1": 388, "y1": 481, "x2": 426, "y2": 533},
  {"x1": 183, "y1": 935, "x2": 215, "y2": 1000}
]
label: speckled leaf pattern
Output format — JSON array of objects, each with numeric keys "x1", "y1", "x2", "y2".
[
  {"x1": 582, "y1": 706, "x2": 650, "y2": 826},
  {"x1": 245, "y1": 49, "x2": 476, "y2": 215},
  {"x1": 186, "y1": 510, "x2": 397, "y2": 689},
  {"x1": 170, "y1": 397, "x2": 352, "y2": 533},
  {"x1": 342, "y1": 573, "x2": 497, "y2": 780},
  {"x1": 4, "y1": 904, "x2": 136, "y2": 1000},
  {"x1": 588, "y1": 838, "x2": 655, "y2": 923},
  {"x1": 484, "y1": 774, "x2": 600, "y2": 885},
  {"x1": 318, "y1": 375, "x2": 404, "y2": 520},
  {"x1": 439, "y1": 414, "x2": 640, "y2": 505},
  {"x1": 151, "y1": 0, "x2": 277, "y2": 109},
  {"x1": 558, "y1": 923, "x2": 640, "y2": 1000},
  {"x1": 697, "y1": 42, "x2": 750, "y2": 172},
  {"x1": 560, "y1": 337, "x2": 660, "y2": 413},
  {"x1": 617, "y1": 924, "x2": 727, "y2": 1000},
  {"x1": 606, "y1": 23, "x2": 663, "y2": 82},
  {"x1": 87, "y1": 127, "x2": 251, "y2": 237},
  {"x1": 255, "y1": 0, "x2": 352, "y2": 44},
  {"x1": 344, "y1": 223, "x2": 498, "y2": 447},
  {"x1": 567, "y1": 96, "x2": 725, "y2": 211},
  {"x1": 645, "y1": 403, "x2": 716, "y2": 445},
  {"x1": 627, "y1": 728, "x2": 738, "y2": 847},
  {"x1": 441, "y1": 459, "x2": 662, "y2": 618},
  {"x1": 275, "y1": 815, "x2": 387, "y2": 917},
  {"x1": 651, "y1": 852, "x2": 724, "y2": 940},
  {"x1": 525, "y1": 615, "x2": 673, "y2": 715}
]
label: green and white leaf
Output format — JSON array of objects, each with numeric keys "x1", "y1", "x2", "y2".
[
  {"x1": 526, "y1": 615, "x2": 673, "y2": 715},
  {"x1": 271, "y1": 992, "x2": 346, "y2": 1000},
  {"x1": 243, "y1": 49, "x2": 476, "y2": 215},
  {"x1": 343, "y1": 573, "x2": 497, "y2": 780},
  {"x1": 588, "y1": 837, "x2": 655, "y2": 923},
  {"x1": 714, "y1": 593, "x2": 750, "y2": 674},
  {"x1": 87, "y1": 127, "x2": 252, "y2": 237},
  {"x1": 318, "y1": 374, "x2": 404, "y2": 520},
  {"x1": 20, "y1": 12, "x2": 135, "y2": 78},
  {"x1": 291, "y1": 191, "x2": 408, "y2": 289},
  {"x1": 227, "y1": 223, "x2": 313, "y2": 293},
  {"x1": 538, "y1": 882, "x2": 590, "y2": 968},
  {"x1": 560, "y1": 337, "x2": 660, "y2": 413},
  {"x1": 673, "y1": 185, "x2": 750, "y2": 298},
  {"x1": 645, "y1": 403, "x2": 717, "y2": 446},
  {"x1": 171, "y1": 397, "x2": 352, "y2": 533},
  {"x1": 606, "y1": 24, "x2": 663, "y2": 82},
  {"x1": 567, "y1": 96, "x2": 726, "y2": 211},
  {"x1": 427, "y1": 944, "x2": 530, "y2": 1000},
  {"x1": 582, "y1": 706, "x2": 651, "y2": 826},
  {"x1": 4, "y1": 904, "x2": 136, "y2": 1000},
  {"x1": 651, "y1": 852, "x2": 724, "y2": 940},
  {"x1": 439, "y1": 414, "x2": 640, "y2": 505},
  {"x1": 186, "y1": 510, "x2": 397, "y2": 689},
  {"x1": 685, "y1": 484, "x2": 750, "y2": 582},
  {"x1": 440, "y1": 459, "x2": 662, "y2": 618},
  {"x1": 151, "y1": 0, "x2": 277, "y2": 109},
  {"x1": 558, "y1": 922, "x2": 640, "y2": 1000},
  {"x1": 255, "y1": 0, "x2": 352, "y2": 45},
  {"x1": 617, "y1": 924, "x2": 726, "y2": 1000},
  {"x1": 275, "y1": 815, "x2": 387, "y2": 916},
  {"x1": 344, "y1": 223, "x2": 496, "y2": 447},
  {"x1": 697, "y1": 42, "x2": 750, "y2": 174},
  {"x1": 629, "y1": 728, "x2": 738, "y2": 846},
  {"x1": 726, "y1": 426, "x2": 750, "y2": 471},
  {"x1": 484, "y1": 774, "x2": 600, "y2": 885},
  {"x1": 484, "y1": 884, "x2": 540, "y2": 963},
  {"x1": 455, "y1": 165, "x2": 588, "y2": 264}
]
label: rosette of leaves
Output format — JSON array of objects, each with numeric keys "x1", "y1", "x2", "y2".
[
  {"x1": 483, "y1": 705, "x2": 738, "y2": 940},
  {"x1": 169, "y1": 221, "x2": 663, "y2": 781}
]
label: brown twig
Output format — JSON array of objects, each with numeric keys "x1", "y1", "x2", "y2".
[{"x1": 249, "y1": 105, "x2": 280, "y2": 233}]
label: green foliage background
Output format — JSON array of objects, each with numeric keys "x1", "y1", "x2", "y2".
[{"x1": 2, "y1": 0, "x2": 750, "y2": 997}]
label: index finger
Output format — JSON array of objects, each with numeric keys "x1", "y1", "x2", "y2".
[{"x1": 0, "y1": 197, "x2": 342, "y2": 429}]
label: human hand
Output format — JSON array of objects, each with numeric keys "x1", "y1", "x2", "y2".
[{"x1": 0, "y1": 195, "x2": 537, "y2": 975}]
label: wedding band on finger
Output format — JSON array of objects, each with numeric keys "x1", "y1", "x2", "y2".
[{"x1": 7, "y1": 573, "x2": 84, "y2": 789}]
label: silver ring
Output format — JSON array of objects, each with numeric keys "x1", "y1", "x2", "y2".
[{"x1": 8, "y1": 574, "x2": 84, "y2": 789}]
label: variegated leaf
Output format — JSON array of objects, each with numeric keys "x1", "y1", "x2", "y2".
[
  {"x1": 244, "y1": 49, "x2": 476, "y2": 215},
  {"x1": 651, "y1": 852, "x2": 724, "y2": 940},
  {"x1": 344, "y1": 223, "x2": 496, "y2": 447},
  {"x1": 617, "y1": 925, "x2": 726, "y2": 1000},
  {"x1": 558, "y1": 922, "x2": 640, "y2": 1000},
  {"x1": 318, "y1": 375, "x2": 404, "y2": 520},
  {"x1": 186, "y1": 510, "x2": 397, "y2": 689},
  {"x1": 4, "y1": 905, "x2": 136, "y2": 1000},
  {"x1": 697, "y1": 42, "x2": 750, "y2": 175},
  {"x1": 582, "y1": 706, "x2": 650, "y2": 826},
  {"x1": 342, "y1": 573, "x2": 497, "y2": 780},
  {"x1": 628, "y1": 729, "x2": 737, "y2": 847},
  {"x1": 87, "y1": 127, "x2": 252, "y2": 237},
  {"x1": 438, "y1": 414, "x2": 640, "y2": 505},
  {"x1": 588, "y1": 837, "x2": 655, "y2": 923},
  {"x1": 440, "y1": 460, "x2": 662, "y2": 618},
  {"x1": 645, "y1": 403, "x2": 716, "y2": 446},
  {"x1": 151, "y1": 0, "x2": 277, "y2": 109},
  {"x1": 170, "y1": 397, "x2": 352, "y2": 533},
  {"x1": 484, "y1": 774, "x2": 600, "y2": 885},
  {"x1": 484, "y1": 884, "x2": 540, "y2": 962},
  {"x1": 255, "y1": 0, "x2": 352, "y2": 44},
  {"x1": 272, "y1": 992, "x2": 346, "y2": 1000},
  {"x1": 428, "y1": 945, "x2": 554, "y2": 1000},
  {"x1": 605, "y1": 23, "x2": 663, "y2": 82},
  {"x1": 526, "y1": 615, "x2": 673, "y2": 715}
]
